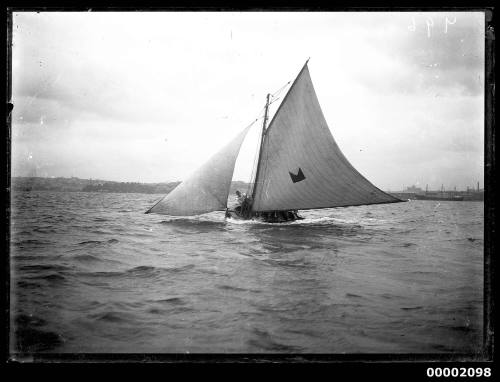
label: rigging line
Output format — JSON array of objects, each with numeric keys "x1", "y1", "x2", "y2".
[
  {"x1": 247, "y1": 146, "x2": 260, "y2": 196},
  {"x1": 242, "y1": 103, "x2": 268, "y2": 131},
  {"x1": 241, "y1": 116, "x2": 260, "y2": 195},
  {"x1": 247, "y1": 123, "x2": 266, "y2": 196},
  {"x1": 240, "y1": 80, "x2": 290, "y2": 135},
  {"x1": 260, "y1": 128, "x2": 272, "y2": 203},
  {"x1": 243, "y1": 117, "x2": 259, "y2": 130},
  {"x1": 238, "y1": 115, "x2": 265, "y2": 197},
  {"x1": 271, "y1": 80, "x2": 292, "y2": 98},
  {"x1": 242, "y1": 92, "x2": 279, "y2": 197},
  {"x1": 238, "y1": 116, "x2": 262, "y2": 195},
  {"x1": 269, "y1": 96, "x2": 281, "y2": 105},
  {"x1": 245, "y1": 108, "x2": 270, "y2": 196},
  {"x1": 250, "y1": 93, "x2": 273, "y2": 206},
  {"x1": 251, "y1": 100, "x2": 268, "y2": 119},
  {"x1": 247, "y1": 120, "x2": 262, "y2": 195}
]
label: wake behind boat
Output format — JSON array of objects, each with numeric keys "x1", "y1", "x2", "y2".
[{"x1": 146, "y1": 60, "x2": 403, "y2": 222}]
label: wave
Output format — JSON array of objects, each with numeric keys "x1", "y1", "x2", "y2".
[
  {"x1": 42, "y1": 273, "x2": 67, "y2": 282},
  {"x1": 77, "y1": 240, "x2": 104, "y2": 245},
  {"x1": 125, "y1": 265, "x2": 159, "y2": 277},
  {"x1": 93, "y1": 217, "x2": 110, "y2": 222},
  {"x1": 18, "y1": 264, "x2": 71, "y2": 272},
  {"x1": 89, "y1": 230, "x2": 112, "y2": 234},
  {"x1": 145, "y1": 297, "x2": 191, "y2": 314},
  {"x1": 247, "y1": 328, "x2": 303, "y2": 352},
  {"x1": 467, "y1": 237, "x2": 482, "y2": 243},
  {"x1": 16, "y1": 313, "x2": 48, "y2": 327},
  {"x1": 14, "y1": 327, "x2": 63, "y2": 352},
  {"x1": 89, "y1": 311, "x2": 129, "y2": 323},
  {"x1": 150, "y1": 297, "x2": 186, "y2": 305},
  {"x1": 262, "y1": 258, "x2": 311, "y2": 269},
  {"x1": 216, "y1": 284, "x2": 260, "y2": 293},
  {"x1": 445, "y1": 325, "x2": 475, "y2": 333},
  {"x1": 406, "y1": 270, "x2": 439, "y2": 276},
  {"x1": 283, "y1": 328, "x2": 324, "y2": 339},
  {"x1": 225, "y1": 217, "x2": 269, "y2": 225},
  {"x1": 18, "y1": 268, "x2": 69, "y2": 284},
  {"x1": 76, "y1": 238, "x2": 119, "y2": 246},
  {"x1": 401, "y1": 242, "x2": 416, "y2": 247},
  {"x1": 14, "y1": 239, "x2": 55, "y2": 246},
  {"x1": 163, "y1": 264, "x2": 196, "y2": 273},
  {"x1": 345, "y1": 293, "x2": 365, "y2": 299},
  {"x1": 79, "y1": 264, "x2": 196, "y2": 280},
  {"x1": 15, "y1": 230, "x2": 35, "y2": 235},
  {"x1": 76, "y1": 270, "x2": 123, "y2": 278},
  {"x1": 74, "y1": 254, "x2": 99, "y2": 262},
  {"x1": 147, "y1": 307, "x2": 164, "y2": 314},
  {"x1": 16, "y1": 280, "x2": 43, "y2": 289},
  {"x1": 158, "y1": 218, "x2": 227, "y2": 232},
  {"x1": 126, "y1": 264, "x2": 196, "y2": 277},
  {"x1": 226, "y1": 216, "x2": 348, "y2": 226}
]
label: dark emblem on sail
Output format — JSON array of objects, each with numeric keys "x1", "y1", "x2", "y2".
[{"x1": 289, "y1": 168, "x2": 306, "y2": 183}]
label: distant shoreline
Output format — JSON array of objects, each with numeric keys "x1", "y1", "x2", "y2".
[
  {"x1": 10, "y1": 176, "x2": 251, "y2": 195},
  {"x1": 10, "y1": 176, "x2": 484, "y2": 201}
]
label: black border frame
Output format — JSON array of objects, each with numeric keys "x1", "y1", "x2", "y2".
[{"x1": 3, "y1": 4, "x2": 496, "y2": 368}]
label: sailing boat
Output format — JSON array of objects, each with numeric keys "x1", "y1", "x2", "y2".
[{"x1": 146, "y1": 60, "x2": 403, "y2": 222}]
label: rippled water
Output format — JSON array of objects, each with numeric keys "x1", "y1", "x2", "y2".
[{"x1": 9, "y1": 191, "x2": 484, "y2": 354}]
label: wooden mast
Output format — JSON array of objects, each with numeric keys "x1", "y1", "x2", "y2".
[
  {"x1": 248, "y1": 59, "x2": 310, "y2": 216},
  {"x1": 249, "y1": 93, "x2": 270, "y2": 215}
]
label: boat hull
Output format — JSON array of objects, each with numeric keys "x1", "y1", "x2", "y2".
[{"x1": 225, "y1": 208, "x2": 304, "y2": 223}]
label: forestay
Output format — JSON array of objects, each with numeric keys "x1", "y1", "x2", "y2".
[
  {"x1": 147, "y1": 126, "x2": 251, "y2": 216},
  {"x1": 251, "y1": 64, "x2": 400, "y2": 212}
]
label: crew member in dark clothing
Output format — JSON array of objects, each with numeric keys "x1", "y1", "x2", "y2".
[{"x1": 235, "y1": 190, "x2": 249, "y2": 214}]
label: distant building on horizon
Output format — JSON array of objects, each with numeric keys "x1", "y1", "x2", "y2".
[{"x1": 404, "y1": 185, "x2": 424, "y2": 193}]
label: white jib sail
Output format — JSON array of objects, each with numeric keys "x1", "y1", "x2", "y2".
[{"x1": 147, "y1": 126, "x2": 251, "y2": 216}]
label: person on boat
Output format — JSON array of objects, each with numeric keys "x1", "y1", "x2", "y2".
[
  {"x1": 235, "y1": 190, "x2": 250, "y2": 214},
  {"x1": 235, "y1": 190, "x2": 246, "y2": 205}
]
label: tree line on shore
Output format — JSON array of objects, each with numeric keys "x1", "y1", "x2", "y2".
[{"x1": 11, "y1": 177, "x2": 250, "y2": 195}]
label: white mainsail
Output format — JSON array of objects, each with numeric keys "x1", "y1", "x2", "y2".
[
  {"x1": 147, "y1": 126, "x2": 251, "y2": 216},
  {"x1": 251, "y1": 63, "x2": 400, "y2": 212}
]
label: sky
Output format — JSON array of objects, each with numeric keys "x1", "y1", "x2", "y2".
[{"x1": 11, "y1": 11, "x2": 485, "y2": 191}]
